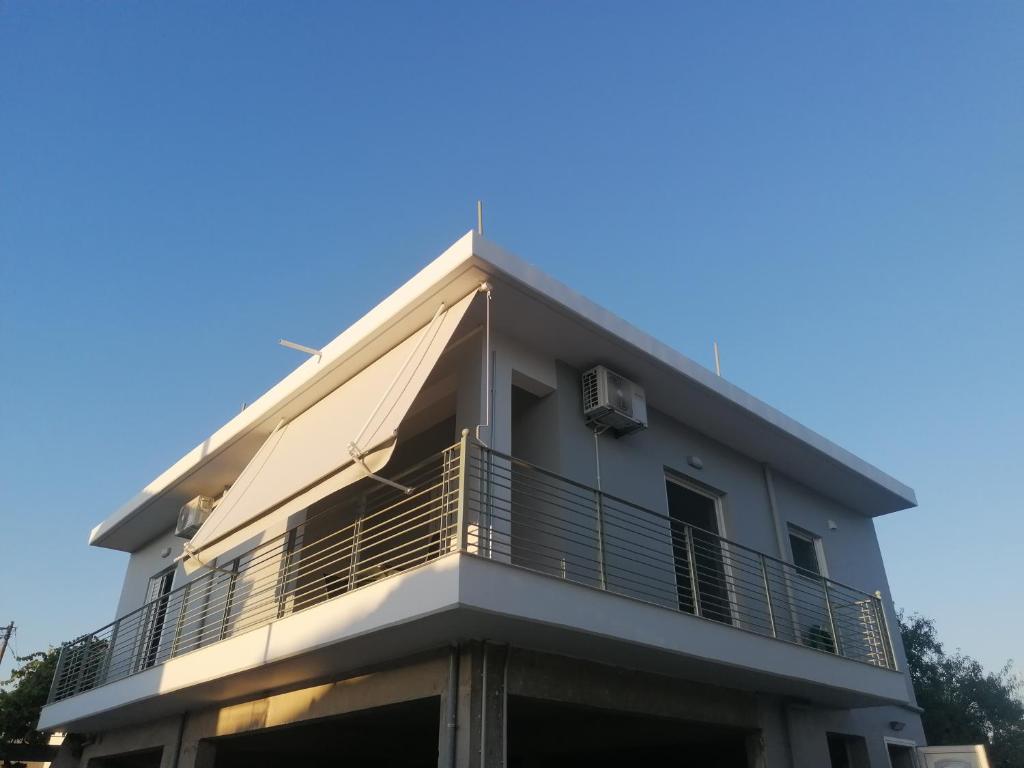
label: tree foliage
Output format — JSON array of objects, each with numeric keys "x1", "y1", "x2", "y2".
[
  {"x1": 900, "y1": 612, "x2": 1024, "y2": 768},
  {"x1": 0, "y1": 649, "x2": 58, "y2": 746}
]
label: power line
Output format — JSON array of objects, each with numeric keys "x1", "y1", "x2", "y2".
[{"x1": 0, "y1": 622, "x2": 14, "y2": 668}]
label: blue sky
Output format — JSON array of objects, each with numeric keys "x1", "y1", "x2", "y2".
[{"x1": 1, "y1": 2, "x2": 1021, "y2": 679}]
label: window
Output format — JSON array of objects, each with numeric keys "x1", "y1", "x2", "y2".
[
  {"x1": 885, "y1": 740, "x2": 919, "y2": 768},
  {"x1": 139, "y1": 567, "x2": 175, "y2": 670},
  {"x1": 827, "y1": 733, "x2": 869, "y2": 768},
  {"x1": 789, "y1": 527, "x2": 824, "y2": 577},
  {"x1": 665, "y1": 475, "x2": 732, "y2": 624}
]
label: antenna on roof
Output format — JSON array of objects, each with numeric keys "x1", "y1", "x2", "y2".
[
  {"x1": 476, "y1": 199, "x2": 484, "y2": 236},
  {"x1": 279, "y1": 339, "x2": 322, "y2": 362},
  {"x1": 713, "y1": 341, "x2": 722, "y2": 377}
]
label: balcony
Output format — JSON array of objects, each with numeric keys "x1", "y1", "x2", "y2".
[{"x1": 46, "y1": 436, "x2": 899, "y2": 716}]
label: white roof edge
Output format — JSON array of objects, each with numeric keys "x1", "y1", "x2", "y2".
[
  {"x1": 91, "y1": 230, "x2": 916, "y2": 548},
  {"x1": 89, "y1": 231, "x2": 481, "y2": 547},
  {"x1": 469, "y1": 233, "x2": 917, "y2": 509}
]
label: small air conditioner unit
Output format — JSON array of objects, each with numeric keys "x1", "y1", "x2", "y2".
[
  {"x1": 175, "y1": 495, "x2": 216, "y2": 539},
  {"x1": 581, "y1": 365, "x2": 648, "y2": 435}
]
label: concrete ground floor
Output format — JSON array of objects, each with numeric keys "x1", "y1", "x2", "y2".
[{"x1": 51, "y1": 643, "x2": 924, "y2": 768}]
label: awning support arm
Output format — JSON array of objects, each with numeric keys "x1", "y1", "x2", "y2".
[
  {"x1": 175, "y1": 542, "x2": 240, "y2": 573},
  {"x1": 348, "y1": 442, "x2": 414, "y2": 494}
]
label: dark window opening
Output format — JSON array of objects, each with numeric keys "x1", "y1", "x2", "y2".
[
  {"x1": 665, "y1": 478, "x2": 732, "y2": 624},
  {"x1": 789, "y1": 529, "x2": 823, "y2": 577},
  {"x1": 509, "y1": 696, "x2": 752, "y2": 768},
  {"x1": 209, "y1": 697, "x2": 438, "y2": 768},
  {"x1": 141, "y1": 569, "x2": 174, "y2": 670},
  {"x1": 827, "y1": 733, "x2": 869, "y2": 768},
  {"x1": 887, "y1": 742, "x2": 917, "y2": 768},
  {"x1": 88, "y1": 747, "x2": 163, "y2": 768}
]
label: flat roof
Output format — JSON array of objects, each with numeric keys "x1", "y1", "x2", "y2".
[{"x1": 91, "y1": 231, "x2": 916, "y2": 551}]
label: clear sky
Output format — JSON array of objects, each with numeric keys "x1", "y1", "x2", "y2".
[{"x1": 1, "y1": 2, "x2": 1021, "y2": 680}]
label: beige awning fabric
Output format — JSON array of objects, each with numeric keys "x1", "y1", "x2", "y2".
[{"x1": 182, "y1": 290, "x2": 478, "y2": 574}]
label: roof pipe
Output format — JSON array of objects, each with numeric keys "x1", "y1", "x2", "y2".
[{"x1": 474, "y1": 283, "x2": 493, "y2": 445}]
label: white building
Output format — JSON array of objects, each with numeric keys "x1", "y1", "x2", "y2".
[{"x1": 41, "y1": 232, "x2": 927, "y2": 768}]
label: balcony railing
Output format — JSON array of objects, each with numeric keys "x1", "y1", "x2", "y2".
[
  {"x1": 48, "y1": 435, "x2": 897, "y2": 704},
  {"x1": 461, "y1": 445, "x2": 897, "y2": 671},
  {"x1": 48, "y1": 445, "x2": 463, "y2": 704}
]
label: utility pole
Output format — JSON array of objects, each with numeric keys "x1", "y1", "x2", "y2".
[{"x1": 0, "y1": 622, "x2": 13, "y2": 667}]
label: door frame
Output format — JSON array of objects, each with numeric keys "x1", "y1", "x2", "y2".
[
  {"x1": 663, "y1": 471, "x2": 737, "y2": 626},
  {"x1": 135, "y1": 566, "x2": 175, "y2": 672},
  {"x1": 664, "y1": 471, "x2": 727, "y2": 536}
]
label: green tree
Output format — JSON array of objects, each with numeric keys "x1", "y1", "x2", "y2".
[
  {"x1": 900, "y1": 612, "x2": 1024, "y2": 768},
  {"x1": 0, "y1": 649, "x2": 58, "y2": 747}
]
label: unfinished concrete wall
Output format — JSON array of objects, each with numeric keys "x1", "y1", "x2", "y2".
[
  {"x1": 50, "y1": 644, "x2": 925, "y2": 768},
  {"x1": 52, "y1": 714, "x2": 181, "y2": 768}
]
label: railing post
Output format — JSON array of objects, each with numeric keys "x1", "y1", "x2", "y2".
[
  {"x1": 47, "y1": 644, "x2": 67, "y2": 703},
  {"x1": 71, "y1": 636, "x2": 91, "y2": 696},
  {"x1": 875, "y1": 590, "x2": 897, "y2": 671},
  {"x1": 455, "y1": 429, "x2": 470, "y2": 552},
  {"x1": 348, "y1": 513, "x2": 364, "y2": 589},
  {"x1": 277, "y1": 527, "x2": 299, "y2": 618},
  {"x1": 822, "y1": 578, "x2": 842, "y2": 656},
  {"x1": 99, "y1": 619, "x2": 120, "y2": 686},
  {"x1": 133, "y1": 600, "x2": 155, "y2": 674},
  {"x1": 684, "y1": 525, "x2": 702, "y2": 617},
  {"x1": 171, "y1": 584, "x2": 190, "y2": 657},
  {"x1": 594, "y1": 489, "x2": 607, "y2": 590},
  {"x1": 760, "y1": 554, "x2": 777, "y2": 638},
  {"x1": 219, "y1": 562, "x2": 239, "y2": 641}
]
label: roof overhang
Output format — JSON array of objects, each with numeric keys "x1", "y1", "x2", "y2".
[
  {"x1": 90, "y1": 231, "x2": 915, "y2": 552},
  {"x1": 472, "y1": 235, "x2": 917, "y2": 517}
]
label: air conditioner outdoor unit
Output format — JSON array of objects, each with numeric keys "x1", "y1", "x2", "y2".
[
  {"x1": 581, "y1": 365, "x2": 648, "y2": 435},
  {"x1": 175, "y1": 494, "x2": 216, "y2": 539}
]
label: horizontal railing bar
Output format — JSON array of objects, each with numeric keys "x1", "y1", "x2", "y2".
[
  {"x1": 53, "y1": 439, "x2": 895, "y2": 703},
  {"x1": 468, "y1": 443, "x2": 892, "y2": 669},
  {"x1": 469, "y1": 448, "x2": 881, "y2": 603},
  {"x1": 51, "y1": 445, "x2": 463, "y2": 702}
]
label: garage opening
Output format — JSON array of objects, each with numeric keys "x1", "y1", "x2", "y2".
[
  {"x1": 208, "y1": 697, "x2": 438, "y2": 768},
  {"x1": 508, "y1": 696, "x2": 754, "y2": 767},
  {"x1": 87, "y1": 748, "x2": 163, "y2": 768}
]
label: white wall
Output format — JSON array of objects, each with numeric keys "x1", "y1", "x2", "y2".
[{"x1": 114, "y1": 528, "x2": 183, "y2": 620}]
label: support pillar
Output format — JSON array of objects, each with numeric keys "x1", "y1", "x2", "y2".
[{"x1": 447, "y1": 642, "x2": 507, "y2": 768}]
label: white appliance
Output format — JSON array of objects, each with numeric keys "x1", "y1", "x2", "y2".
[
  {"x1": 175, "y1": 495, "x2": 216, "y2": 539},
  {"x1": 581, "y1": 365, "x2": 648, "y2": 435}
]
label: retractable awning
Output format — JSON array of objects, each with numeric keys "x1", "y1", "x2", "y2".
[{"x1": 181, "y1": 289, "x2": 479, "y2": 573}]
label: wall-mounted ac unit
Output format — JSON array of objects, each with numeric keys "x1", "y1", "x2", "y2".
[
  {"x1": 581, "y1": 365, "x2": 648, "y2": 435},
  {"x1": 175, "y1": 495, "x2": 216, "y2": 539}
]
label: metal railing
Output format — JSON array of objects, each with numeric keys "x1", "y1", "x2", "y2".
[
  {"x1": 461, "y1": 443, "x2": 897, "y2": 671},
  {"x1": 48, "y1": 444, "x2": 462, "y2": 703},
  {"x1": 49, "y1": 435, "x2": 896, "y2": 704}
]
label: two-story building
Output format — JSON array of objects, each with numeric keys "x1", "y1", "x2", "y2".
[{"x1": 41, "y1": 231, "x2": 926, "y2": 768}]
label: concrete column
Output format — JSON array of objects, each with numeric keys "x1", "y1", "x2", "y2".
[
  {"x1": 451, "y1": 642, "x2": 508, "y2": 768},
  {"x1": 754, "y1": 695, "x2": 794, "y2": 768},
  {"x1": 189, "y1": 740, "x2": 216, "y2": 768}
]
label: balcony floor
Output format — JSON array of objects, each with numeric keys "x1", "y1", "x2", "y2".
[{"x1": 39, "y1": 553, "x2": 911, "y2": 733}]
